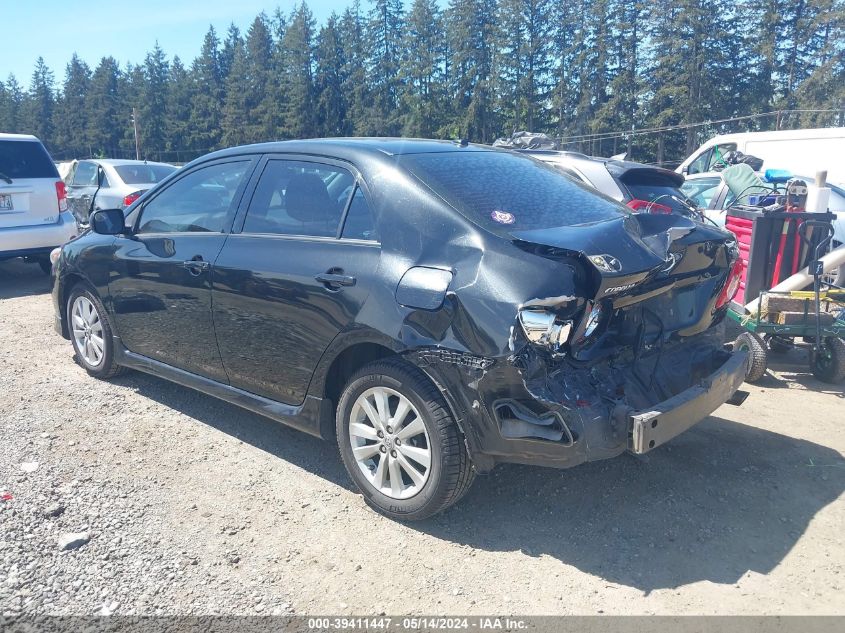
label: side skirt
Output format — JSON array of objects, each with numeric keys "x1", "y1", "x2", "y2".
[{"x1": 114, "y1": 340, "x2": 329, "y2": 439}]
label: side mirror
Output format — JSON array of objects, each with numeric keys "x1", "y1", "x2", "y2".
[{"x1": 91, "y1": 208, "x2": 126, "y2": 235}]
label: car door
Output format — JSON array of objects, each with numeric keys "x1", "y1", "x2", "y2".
[
  {"x1": 212, "y1": 156, "x2": 381, "y2": 404},
  {"x1": 66, "y1": 160, "x2": 99, "y2": 224},
  {"x1": 108, "y1": 157, "x2": 256, "y2": 381}
]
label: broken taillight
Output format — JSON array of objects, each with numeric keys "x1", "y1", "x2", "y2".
[
  {"x1": 715, "y1": 258, "x2": 744, "y2": 309},
  {"x1": 55, "y1": 180, "x2": 67, "y2": 212},
  {"x1": 627, "y1": 199, "x2": 673, "y2": 214}
]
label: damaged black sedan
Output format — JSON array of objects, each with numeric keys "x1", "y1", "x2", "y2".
[{"x1": 52, "y1": 139, "x2": 748, "y2": 520}]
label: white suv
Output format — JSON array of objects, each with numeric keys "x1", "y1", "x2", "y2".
[{"x1": 0, "y1": 133, "x2": 78, "y2": 273}]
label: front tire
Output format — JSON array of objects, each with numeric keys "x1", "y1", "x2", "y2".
[
  {"x1": 336, "y1": 359, "x2": 475, "y2": 521},
  {"x1": 67, "y1": 285, "x2": 124, "y2": 379},
  {"x1": 812, "y1": 337, "x2": 845, "y2": 384}
]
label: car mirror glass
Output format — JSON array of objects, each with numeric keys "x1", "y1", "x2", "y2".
[{"x1": 91, "y1": 208, "x2": 126, "y2": 235}]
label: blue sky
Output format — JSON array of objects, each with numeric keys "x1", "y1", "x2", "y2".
[{"x1": 3, "y1": 0, "x2": 345, "y2": 88}]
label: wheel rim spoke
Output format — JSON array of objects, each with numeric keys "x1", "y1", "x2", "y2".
[
  {"x1": 371, "y1": 454, "x2": 387, "y2": 489},
  {"x1": 390, "y1": 398, "x2": 411, "y2": 431},
  {"x1": 349, "y1": 422, "x2": 379, "y2": 442},
  {"x1": 387, "y1": 456, "x2": 403, "y2": 497},
  {"x1": 396, "y1": 453, "x2": 426, "y2": 487},
  {"x1": 396, "y1": 417, "x2": 424, "y2": 441},
  {"x1": 359, "y1": 397, "x2": 384, "y2": 432},
  {"x1": 373, "y1": 389, "x2": 390, "y2": 426},
  {"x1": 352, "y1": 443, "x2": 380, "y2": 461},
  {"x1": 398, "y1": 444, "x2": 430, "y2": 470}
]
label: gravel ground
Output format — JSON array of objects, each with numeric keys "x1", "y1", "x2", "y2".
[{"x1": 1, "y1": 258, "x2": 844, "y2": 616}]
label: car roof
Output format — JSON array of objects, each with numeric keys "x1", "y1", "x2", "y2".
[
  {"x1": 0, "y1": 133, "x2": 41, "y2": 142},
  {"x1": 86, "y1": 159, "x2": 175, "y2": 168},
  {"x1": 525, "y1": 150, "x2": 684, "y2": 186},
  {"x1": 200, "y1": 138, "x2": 489, "y2": 163}
]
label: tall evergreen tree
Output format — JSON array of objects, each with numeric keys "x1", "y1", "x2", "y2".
[
  {"x1": 0, "y1": 75, "x2": 25, "y2": 133},
  {"x1": 281, "y1": 4, "x2": 317, "y2": 139},
  {"x1": 166, "y1": 56, "x2": 192, "y2": 160},
  {"x1": 53, "y1": 54, "x2": 91, "y2": 158},
  {"x1": 188, "y1": 26, "x2": 224, "y2": 153},
  {"x1": 400, "y1": 0, "x2": 446, "y2": 137},
  {"x1": 86, "y1": 58, "x2": 123, "y2": 157},
  {"x1": 24, "y1": 57, "x2": 56, "y2": 146},
  {"x1": 366, "y1": 0, "x2": 404, "y2": 134},
  {"x1": 339, "y1": 1, "x2": 369, "y2": 135},
  {"x1": 138, "y1": 44, "x2": 170, "y2": 158},
  {"x1": 315, "y1": 13, "x2": 348, "y2": 137}
]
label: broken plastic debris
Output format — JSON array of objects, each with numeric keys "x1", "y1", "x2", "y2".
[{"x1": 1, "y1": 492, "x2": 12, "y2": 502}]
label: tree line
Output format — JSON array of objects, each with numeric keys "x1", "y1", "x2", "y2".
[{"x1": 2, "y1": 0, "x2": 844, "y2": 167}]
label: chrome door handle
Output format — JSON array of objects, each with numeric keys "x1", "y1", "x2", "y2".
[
  {"x1": 183, "y1": 258, "x2": 210, "y2": 276},
  {"x1": 315, "y1": 271, "x2": 356, "y2": 288}
]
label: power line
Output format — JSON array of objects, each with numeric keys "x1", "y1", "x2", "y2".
[{"x1": 555, "y1": 109, "x2": 844, "y2": 146}]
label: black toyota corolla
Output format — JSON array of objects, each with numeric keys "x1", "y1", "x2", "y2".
[{"x1": 52, "y1": 138, "x2": 748, "y2": 520}]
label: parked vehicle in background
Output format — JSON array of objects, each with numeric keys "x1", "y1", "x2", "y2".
[
  {"x1": 0, "y1": 133, "x2": 78, "y2": 274},
  {"x1": 677, "y1": 128, "x2": 845, "y2": 185},
  {"x1": 523, "y1": 150, "x2": 700, "y2": 217},
  {"x1": 681, "y1": 171, "x2": 845, "y2": 246},
  {"x1": 52, "y1": 138, "x2": 747, "y2": 520},
  {"x1": 66, "y1": 159, "x2": 177, "y2": 225}
]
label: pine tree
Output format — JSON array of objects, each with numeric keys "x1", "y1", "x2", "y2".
[
  {"x1": 0, "y1": 75, "x2": 25, "y2": 132},
  {"x1": 281, "y1": 4, "x2": 317, "y2": 139},
  {"x1": 139, "y1": 44, "x2": 170, "y2": 159},
  {"x1": 53, "y1": 54, "x2": 91, "y2": 157},
  {"x1": 339, "y1": 1, "x2": 369, "y2": 135},
  {"x1": 366, "y1": 0, "x2": 405, "y2": 135},
  {"x1": 315, "y1": 13, "x2": 348, "y2": 137},
  {"x1": 166, "y1": 56, "x2": 192, "y2": 161},
  {"x1": 446, "y1": 0, "x2": 498, "y2": 141},
  {"x1": 189, "y1": 26, "x2": 224, "y2": 153},
  {"x1": 24, "y1": 57, "x2": 56, "y2": 147},
  {"x1": 222, "y1": 37, "x2": 250, "y2": 147},
  {"x1": 86, "y1": 58, "x2": 123, "y2": 157},
  {"x1": 243, "y1": 13, "x2": 276, "y2": 142},
  {"x1": 400, "y1": 0, "x2": 446, "y2": 137}
]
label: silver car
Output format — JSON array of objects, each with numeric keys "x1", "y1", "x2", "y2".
[{"x1": 66, "y1": 159, "x2": 177, "y2": 225}]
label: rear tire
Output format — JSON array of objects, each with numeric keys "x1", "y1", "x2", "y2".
[
  {"x1": 67, "y1": 285, "x2": 125, "y2": 379},
  {"x1": 735, "y1": 331, "x2": 767, "y2": 383},
  {"x1": 336, "y1": 358, "x2": 475, "y2": 521},
  {"x1": 812, "y1": 337, "x2": 845, "y2": 384}
]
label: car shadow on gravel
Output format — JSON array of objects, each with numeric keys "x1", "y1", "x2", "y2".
[
  {"x1": 114, "y1": 370, "x2": 844, "y2": 595},
  {"x1": 421, "y1": 415, "x2": 845, "y2": 594},
  {"x1": 0, "y1": 259, "x2": 52, "y2": 299}
]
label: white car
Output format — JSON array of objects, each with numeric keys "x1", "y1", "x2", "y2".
[{"x1": 0, "y1": 134, "x2": 78, "y2": 273}]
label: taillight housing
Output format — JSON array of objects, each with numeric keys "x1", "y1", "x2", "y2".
[
  {"x1": 55, "y1": 181, "x2": 67, "y2": 212},
  {"x1": 123, "y1": 191, "x2": 143, "y2": 207},
  {"x1": 715, "y1": 258, "x2": 744, "y2": 309},
  {"x1": 627, "y1": 198, "x2": 673, "y2": 214}
]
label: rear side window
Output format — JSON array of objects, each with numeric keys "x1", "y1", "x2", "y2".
[
  {"x1": 115, "y1": 164, "x2": 176, "y2": 185},
  {"x1": 0, "y1": 140, "x2": 59, "y2": 179},
  {"x1": 402, "y1": 151, "x2": 625, "y2": 231},
  {"x1": 242, "y1": 160, "x2": 355, "y2": 237},
  {"x1": 341, "y1": 186, "x2": 378, "y2": 241}
]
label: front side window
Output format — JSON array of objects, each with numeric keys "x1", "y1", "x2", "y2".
[
  {"x1": 136, "y1": 161, "x2": 249, "y2": 234},
  {"x1": 402, "y1": 151, "x2": 626, "y2": 232},
  {"x1": 242, "y1": 160, "x2": 355, "y2": 237},
  {"x1": 686, "y1": 149, "x2": 712, "y2": 175},
  {"x1": 708, "y1": 143, "x2": 737, "y2": 170}
]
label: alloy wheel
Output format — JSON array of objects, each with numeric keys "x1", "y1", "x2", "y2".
[
  {"x1": 348, "y1": 386, "x2": 432, "y2": 500},
  {"x1": 71, "y1": 296, "x2": 105, "y2": 367}
]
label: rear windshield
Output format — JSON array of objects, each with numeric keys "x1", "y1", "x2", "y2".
[
  {"x1": 115, "y1": 164, "x2": 176, "y2": 185},
  {"x1": 626, "y1": 184, "x2": 696, "y2": 214},
  {"x1": 401, "y1": 151, "x2": 626, "y2": 231},
  {"x1": 0, "y1": 140, "x2": 59, "y2": 179}
]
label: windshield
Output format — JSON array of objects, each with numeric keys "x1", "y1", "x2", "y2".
[
  {"x1": 0, "y1": 140, "x2": 59, "y2": 179},
  {"x1": 115, "y1": 164, "x2": 176, "y2": 185},
  {"x1": 401, "y1": 151, "x2": 626, "y2": 231}
]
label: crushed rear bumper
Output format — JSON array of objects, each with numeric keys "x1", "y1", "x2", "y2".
[{"x1": 628, "y1": 349, "x2": 748, "y2": 453}]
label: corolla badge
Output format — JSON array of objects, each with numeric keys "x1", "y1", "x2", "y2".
[{"x1": 589, "y1": 254, "x2": 622, "y2": 273}]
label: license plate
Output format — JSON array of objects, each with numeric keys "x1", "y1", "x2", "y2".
[{"x1": 0, "y1": 194, "x2": 12, "y2": 211}]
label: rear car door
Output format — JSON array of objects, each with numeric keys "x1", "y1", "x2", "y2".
[
  {"x1": 109, "y1": 158, "x2": 255, "y2": 381},
  {"x1": 212, "y1": 156, "x2": 381, "y2": 404},
  {"x1": 0, "y1": 138, "x2": 62, "y2": 230}
]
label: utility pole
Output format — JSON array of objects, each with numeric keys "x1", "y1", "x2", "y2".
[{"x1": 132, "y1": 108, "x2": 141, "y2": 160}]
